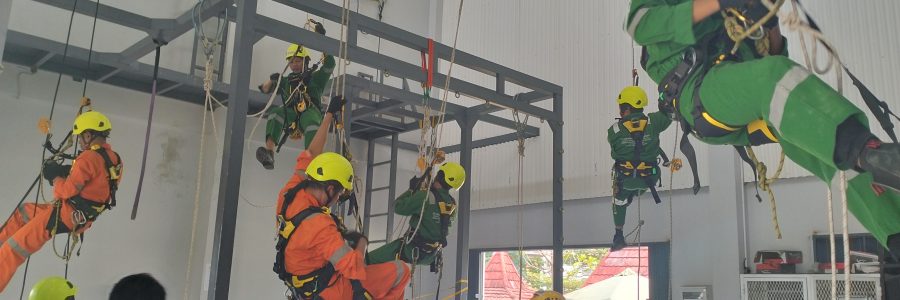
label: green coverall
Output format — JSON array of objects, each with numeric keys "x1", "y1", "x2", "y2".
[
  {"x1": 628, "y1": 0, "x2": 900, "y2": 245},
  {"x1": 608, "y1": 111, "x2": 672, "y2": 228},
  {"x1": 367, "y1": 188, "x2": 456, "y2": 266},
  {"x1": 265, "y1": 55, "x2": 335, "y2": 148}
]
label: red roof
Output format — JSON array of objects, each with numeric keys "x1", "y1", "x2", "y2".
[
  {"x1": 583, "y1": 246, "x2": 649, "y2": 287},
  {"x1": 482, "y1": 252, "x2": 536, "y2": 300}
]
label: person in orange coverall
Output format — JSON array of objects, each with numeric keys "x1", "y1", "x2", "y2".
[
  {"x1": 273, "y1": 95, "x2": 409, "y2": 300},
  {"x1": 0, "y1": 110, "x2": 122, "y2": 292}
]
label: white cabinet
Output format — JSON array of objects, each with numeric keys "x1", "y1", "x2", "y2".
[{"x1": 740, "y1": 274, "x2": 880, "y2": 300}]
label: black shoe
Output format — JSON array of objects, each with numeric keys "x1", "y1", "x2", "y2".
[
  {"x1": 858, "y1": 141, "x2": 900, "y2": 193},
  {"x1": 256, "y1": 147, "x2": 275, "y2": 170},
  {"x1": 888, "y1": 233, "x2": 900, "y2": 262},
  {"x1": 612, "y1": 231, "x2": 627, "y2": 252}
]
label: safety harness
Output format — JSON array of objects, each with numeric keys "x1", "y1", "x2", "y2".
[
  {"x1": 652, "y1": 23, "x2": 779, "y2": 197},
  {"x1": 613, "y1": 115, "x2": 665, "y2": 204},
  {"x1": 47, "y1": 146, "x2": 122, "y2": 235},
  {"x1": 273, "y1": 183, "x2": 371, "y2": 300},
  {"x1": 401, "y1": 188, "x2": 455, "y2": 272},
  {"x1": 275, "y1": 62, "x2": 322, "y2": 153}
]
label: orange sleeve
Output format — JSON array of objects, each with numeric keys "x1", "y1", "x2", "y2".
[
  {"x1": 54, "y1": 152, "x2": 101, "y2": 200},
  {"x1": 296, "y1": 150, "x2": 313, "y2": 172},
  {"x1": 304, "y1": 215, "x2": 366, "y2": 280},
  {"x1": 277, "y1": 151, "x2": 315, "y2": 214}
]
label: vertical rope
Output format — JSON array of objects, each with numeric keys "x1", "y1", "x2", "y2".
[
  {"x1": 840, "y1": 171, "x2": 850, "y2": 300},
  {"x1": 827, "y1": 185, "x2": 837, "y2": 299}
]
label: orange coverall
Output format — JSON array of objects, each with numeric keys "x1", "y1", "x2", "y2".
[
  {"x1": 277, "y1": 151, "x2": 409, "y2": 300},
  {"x1": 0, "y1": 144, "x2": 120, "y2": 291}
]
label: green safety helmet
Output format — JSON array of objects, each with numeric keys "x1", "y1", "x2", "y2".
[{"x1": 29, "y1": 276, "x2": 77, "y2": 300}]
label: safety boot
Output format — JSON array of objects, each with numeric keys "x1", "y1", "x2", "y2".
[
  {"x1": 256, "y1": 146, "x2": 275, "y2": 170},
  {"x1": 612, "y1": 229, "x2": 627, "y2": 252},
  {"x1": 858, "y1": 140, "x2": 900, "y2": 193},
  {"x1": 889, "y1": 233, "x2": 900, "y2": 262}
]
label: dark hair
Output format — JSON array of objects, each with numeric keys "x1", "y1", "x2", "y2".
[
  {"x1": 83, "y1": 129, "x2": 110, "y2": 138},
  {"x1": 619, "y1": 103, "x2": 642, "y2": 113},
  {"x1": 109, "y1": 273, "x2": 166, "y2": 300}
]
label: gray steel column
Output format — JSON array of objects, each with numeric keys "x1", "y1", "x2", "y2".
[
  {"x1": 707, "y1": 146, "x2": 746, "y2": 300},
  {"x1": 455, "y1": 112, "x2": 476, "y2": 300},
  {"x1": 386, "y1": 133, "x2": 399, "y2": 235},
  {"x1": 551, "y1": 91, "x2": 564, "y2": 293},
  {"x1": 0, "y1": 0, "x2": 11, "y2": 74},
  {"x1": 363, "y1": 139, "x2": 375, "y2": 236},
  {"x1": 207, "y1": 0, "x2": 256, "y2": 298}
]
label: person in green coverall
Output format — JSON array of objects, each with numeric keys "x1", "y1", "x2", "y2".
[
  {"x1": 608, "y1": 86, "x2": 673, "y2": 251},
  {"x1": 628, "y1": 0, "x2": 900, "y2": 256},
  {"x1": 367, "y1": 162, "x2": 466, "y2": 268},
  {"x1": 256, "y1": 21, "x2": 335, "y2": 170}
]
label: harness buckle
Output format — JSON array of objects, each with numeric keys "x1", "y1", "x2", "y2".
[{"x1": 72, "y1": 210, "x2": 87, "y2": 226}]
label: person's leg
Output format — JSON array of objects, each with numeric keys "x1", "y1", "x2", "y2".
[
  {"x1": 367, "y1": 239, "x2": 403, "y2": 265},
  {"x1": 0, "y1": 203, "x2": 42, "y2": 242},
  {"x1": 697, "y1": 55, "x2": 866, "y2": 182},
  {"x1": 360, "y1": 260, "x2": 410, "y2": 300},
  {"x1": 697, "y1": 55, "x2": 900, "y2": 253},
  {"x1": 611, "y1": 184, "x2": 635, "y2": 251},
  {"x1": 0, "y1": 204, "x2": 57, "y2": 291},
  {"x1": 259, "y1": 106, "x2": 293, "y2": 169},
  {"x1": 298, "y1": 107, "x2": 324, "y2": 149}
]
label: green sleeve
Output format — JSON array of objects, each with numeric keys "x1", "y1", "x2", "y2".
[
  {"x1": 394, "y1": 190, "x2": 427, "y2": 216},
  {"x1": 627, "y1": 0, "x2": 697, "y2": 45},
  {"x1": 307, "y1": 55, "x2": 335, "y2": 100},
  {"x1": 607, "y1": 125, "x2": 618, "y2": 159},
  {"x1": 648, "y1": 111, "x2": 673, "y2": 133}
]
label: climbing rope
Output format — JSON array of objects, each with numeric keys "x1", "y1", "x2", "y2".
[
  {"x1": 745, "y1": 147, "x2": 785, "y2": 239},
  {"x1": 403, "y1": 0, "x2": 465, "y2": 253},
  {"x1": 183, "y1": 55, "x2": 218, "y2": 300},
  {"x1": 14, "y1": 0, "x2": 102, "y2": 297},
  {"x1": 761, "y1": 0, "x2": 854, "y2": 297},
  {"x1": 513, "y1": 105, "x2": 528, "y2": 300}
]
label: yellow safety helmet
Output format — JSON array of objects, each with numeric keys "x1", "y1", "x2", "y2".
[
  {"x1": 285, "y1": 44, "x2": 311, "y2": 60},
  {"x1": 29, "y1": 276, "x2": 77, "y2": 300},
  {"x1": 438, "y1": 162, "x2": 466, "y2": 190},
  {"x1": 306, "y1": 152, "x2": 354, "y2": 191},
  {"x1": 617, "y1": 86, "x2": 648, "y2": 109},
  {"x1": 72, "y1": 111, "x2": 111, "y2": 135},
  {"x1": 531, "y1": 290, "x2": 565, "y2": 300}
]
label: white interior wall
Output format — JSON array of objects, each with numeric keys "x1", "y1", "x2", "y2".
[{"x1": 4, "y1": 0, "x2": 900, "y2": 299}]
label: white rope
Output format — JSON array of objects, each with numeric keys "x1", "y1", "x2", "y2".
[
  {"x1": 183, "y1": 58, "x2": 216, "y2": 300},
  {"x1": 765, "y1": 1, "x2": 851, "y2": 297},
  {"x1": 402, "y1": 0, "x2": 465, "y2": 248},
  {"x1": 840, "y1": 171, "x2": 850, "y2": 300},
  {"x1": 827, "y1": 185, "x2": 837, "y2": 299},
  {"x1": 513, "y1": 108, "x2": 528, "y2": 300}
]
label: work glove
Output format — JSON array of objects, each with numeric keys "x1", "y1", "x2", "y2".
[
  {"x1": 409, "y1": 175, "x2": 426, "y2": 191},
  {"x1": 269, "y1": 72, "x2": 280, "y2": 82},
  {"x1": 311, "y1": 20, "x2": 326, "y2": 35},
  {"x1": 43, "y1": 160, "x2": 71, "y2": 185},
  {"x1": 720, "y1": 0, "x2": 778, "y2": 28},
  {"x1": 345, "y1": 192, "x2": 359, "y2": 216},
  {"x1": 343, "y1": 231, "x2": 367, "y2": 249},
  {"x1": 326, "y1": 95, "x2": 346, "y2": 115}
]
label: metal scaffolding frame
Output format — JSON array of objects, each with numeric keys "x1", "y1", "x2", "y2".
[{"x1": 1, "y1": 0, "x2": 565, "y2": 298}]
